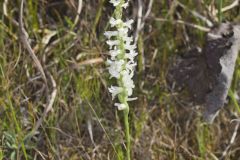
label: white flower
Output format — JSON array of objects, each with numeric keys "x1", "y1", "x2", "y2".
[
  {"x1": 109, "y1": 86, "x2": 123, "y2": 99},
  {"x1": 105, "y1": 0, "x2": 138, "y2": 110},
  {"x1": 121, "y1": 70, "x2": 135, "y2": 96},
  {"x1": 114, "y1": 103, "x2": 127, "y2": 110},
  {"x1": 109, "y1": 0, "x2": 121, "y2": 6},
  {"x1": 122, "y1": 2, "x2": 129, "y2": 9},
  {"x1": 104, "y1": 31, "x2": 119, "y2": 39},
  {"x1": 123, "y1": 19, "x2": 134, "y2": 29},
  {"x1": 125, "y1": 50, "x2": 138, "y2": 62},
  {"x1": 126, "y1": 61, "x2": 137, "y2": 71},
  {"x1": 109, "y1": 49, "x2": 121, "y2": 60},
  {"x1": 122, "y1": 36, "x2": 133, "y2": 43},
  {"x1": 121, "y1": 0, "x2": 130, "y2": 8},
  {"x1": 118, "y1": 27, "x2": 128, "y2": 36},
  {"x1": 109, "y1": 0, "x2": 130, "y2": 9},
  {"x1": 110, "y1": 17, "x2": 122, "y2": 27},
  {"x1": 125, "y1": 42, "x2": 136, "y2": 51},
  {"x1": 106, "y1": 40, "x2": 120, "y2": 49},
  {"x1": 107, "y1": 59, "x2": 124, "y2": 78}
]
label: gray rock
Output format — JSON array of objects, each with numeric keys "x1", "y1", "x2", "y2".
[
  {"x1": 204, "y1": 24, "x2": 240, "y2": 123},
  {"x1": 168, "y1": 23, "x2": 240, "y2": 123}
]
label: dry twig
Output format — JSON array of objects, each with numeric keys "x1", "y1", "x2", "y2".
[
  {"x1": 154, "y1": 18, "x2": 210, "y2": 32},
  {"x1": 19, "y1": 0, "x2": 47, "y2": 85},
  {"x1": 74, "y1": 0, "x2": 83, "y2": 26},
  {"x1": 19, "y1": 0, "x2": 58, "y2": 144},
  {"x1": 3, "y1": 0, "x2": 19, "y2": 26},
  {"x1": 220, "y1": 122, "x2": 240, "y2": 159},
  {"x1": 134, "y1": 0, "x2": 153, "y2": 44},
  {"x1": 176, "y1": 1, "x2": 213, "y2": 27},
  {"x1": 215, "y1": 0, "x2": 239, "y2": 15},
  {"x1": 23, "y1": 74, "x2": 57, "y2": 143}
]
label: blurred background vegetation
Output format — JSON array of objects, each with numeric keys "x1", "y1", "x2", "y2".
[{"x1": 0, "y1": 0, "x2": 240, "y2": 159}]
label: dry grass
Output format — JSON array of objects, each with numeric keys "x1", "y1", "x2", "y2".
[{"x1": 0, "y1": 0, "x2": 240, "y2": 159}]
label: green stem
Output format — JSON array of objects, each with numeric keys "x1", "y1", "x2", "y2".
[
  {"x1": 112, "y1": 0, "x2": 132, "y2": 159},
  {"x1": 7, "y1": 92, "x2": 28, "y2": 160},
  {"x1": 218, "y1": 0, "x2": 223, "y2": 23},
  {"x1": 229, "y1": 89, "x2": 240, "y2": 113},
  {"x1": 123, "y1": 104, "x2": 131, "y2": 160}
]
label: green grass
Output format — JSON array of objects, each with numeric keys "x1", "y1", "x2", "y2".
[{"x1": 0, "y1": 0, "x2": 240, "y2": 159}]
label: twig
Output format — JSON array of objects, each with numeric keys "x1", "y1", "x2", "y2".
[
  {"x1": 3, "y1": 0, "x2": 8, "y2": 15},
  {"x1": 216, "y1": 0, "x2": 239, "y2": 15},
  {"x1": 0, "y1": 20, "x2": 18, "y2": 40},
  {"x1": 2, "y1": 0, "x2": 19, "y2": 39},
  {"x1": 73, "y1": 0, "x2": 83, "y2": 26},
  {"x1": 86, "y1": 101, "x2": 120, "y2": 159},
  {"x1": 23, "y1": 74, "x2": 57, "y2": 143},
  {"x1": 3, "y1": 0, "x2": 19, "y2": 27},
  {"x1": 143, "y1": 0, "x2": 153, "y2": 22},
  {"x1": 134, "y1": 0, "x2": 153, "y2": 73},
  {"x1": 154, "y1": 18, "x2": 210, "y2": 32},
  {"x1": 231, "y1": 119, "x2": 240, "y2": 123},
  {"x1": 134, "y1": 0, "x2": 143, "y2": 44},
  {"x1": 176, "y1": 1, "x2": 213, "y2": 27},
  {"x1": 207, "y1": 150, "x2": 219, "y2": 160},
  {"x1": 71, "y1": 57, "x2": 104, "y2": 68},
  {"x1": 19, "y1": 1, "x2": 58, "y2": 143},
  {"x1": 19, "y1": 0, "x2": 47, "y2": 85},
  {"x1": 134, "y1": 0, "x2": 153, "y2": 44},
  {"x1": 35, "y1": 74, "x2": 57, "y2": 131},
  {"x1": 220, "y1": 121, "x2": 240, "y2": 159}
]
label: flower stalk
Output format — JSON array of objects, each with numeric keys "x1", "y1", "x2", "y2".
[{"x1": 105, "y1": 0, "x2": 137, "y2": 159}]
